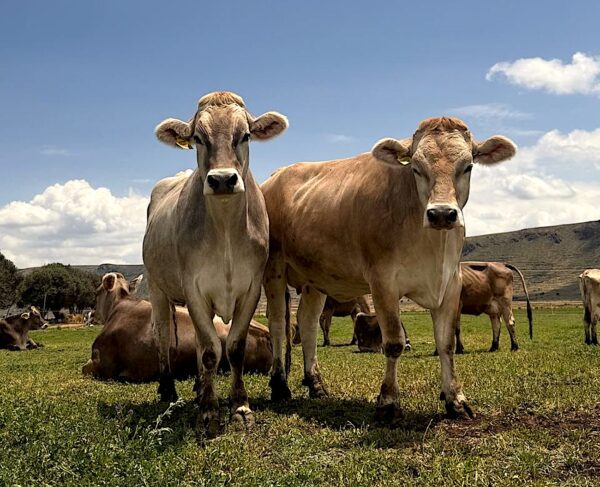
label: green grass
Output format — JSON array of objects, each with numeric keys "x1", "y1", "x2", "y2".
[{"x1": 1, "y1": 308, "x2": 599, "y2": 486}]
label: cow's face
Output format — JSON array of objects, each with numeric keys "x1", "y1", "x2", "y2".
[
  {"x1": 372, "y1": 117, "x2": 516, "y2": 230},
  {"x1": 155, "y1": 92, "x2": 288, "y2": 197},
  {"x1": 95, "y1": 273, "x2": 130, "y2": 323},
  {"x1": 21, "y1": 306, "x2": 48, "y2": 330}
]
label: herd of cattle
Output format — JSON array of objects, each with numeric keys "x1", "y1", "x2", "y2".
[{"x1": 1, "y1": 91, "x2": 598, "y2": 434}]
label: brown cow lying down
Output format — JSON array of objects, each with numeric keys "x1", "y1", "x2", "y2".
[
  {"x1": 580, "y1": 269, "x2": 600, "y2": 345},
  {"x1": 354, "y1": 262, "x2": 533, "y2": 354},
  {"x1": 82, "y1": 273, "x2": 272, "y2": 381},
  {"x1": 0, "y1": 306, "x2": 48, "y2": 351}
]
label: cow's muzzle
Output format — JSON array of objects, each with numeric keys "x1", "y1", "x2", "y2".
[
  {"x1": 204, "y1": 169, "x2": 245, "y2": 196},
  {"x1": 424, "y1": 204, "x2": 463, "y2": 230}
]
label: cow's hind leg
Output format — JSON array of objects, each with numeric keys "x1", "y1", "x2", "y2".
[
  {"x1": 298, "y1": 286, "x2": 328, "y2": 398},
  {"x1": 583, "y1": 306, "x2": 592, "y2": 344},
  {"x1": 187, "y1": 302, "x2": 222, "y2": 437},
  {"x1": 371, "y1": 284, "x2": 405, "y2": 426},
  {"x1": 264, "y1": 254, "x2": 292, "y2": 401},
  {"x1": 432, "y1": 274, "x2": 473, "y2": 420},
  {"x1": 503, "y1": 306, "x2": 519, "y2": 351},
  {"x1": 227, "y1": 282, "x2": 262, "y2": 429},
  {"x1": 489, "y1": 314, "x2": 501, "y2": 352},
  {"x1": 148, "y1": 279, "x2": 177, "y2": 402},
  {"x1": 319, "y1": 308, "x2": 333, "y2": 346},
  {"x1": 592, "y1": 317, "x2": 598, "y2": 345}
]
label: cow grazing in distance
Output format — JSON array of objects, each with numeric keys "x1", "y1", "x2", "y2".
[
  {"x1": 457, "y1": 262, "x2": 533, "y2": 353},
  {"x1": 143, "y1": 92, "x2": 287, "y2": 433},
  {"x1": 579, "y1": 269, "x2": 600, "y2": 345},
  {"x1": 263, "y1": 117, "x2": 516, "y2": 423},
  {"x1": 82, "y1": 273, "x2": 272, "y2": 381},
  {"x1": 0, "y1": 306, "x2": 48, "y2": 351}
]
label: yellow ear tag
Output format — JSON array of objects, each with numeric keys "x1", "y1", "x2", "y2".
[
  {"x1": 175, "y1": 137, "x2": 192, "y2": 149},
  {"x1": 397, "y1": 156, "x2": 411, "y2": 165}
]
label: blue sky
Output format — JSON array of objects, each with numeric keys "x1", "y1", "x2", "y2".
[{"x1": 1, "y1": 0, "x2": 600, "y2": 266}]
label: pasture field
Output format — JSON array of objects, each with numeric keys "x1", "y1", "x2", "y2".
[{"x1": 1, "y1": 308, "x2": 599, "y2": 486}]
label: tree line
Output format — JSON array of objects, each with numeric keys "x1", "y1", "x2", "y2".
[{"x1": 0, "y1": 252, "x2": 100, "y2": 312}]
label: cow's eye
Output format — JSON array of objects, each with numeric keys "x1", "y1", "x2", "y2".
[
  {"x1": 193, "y1": 135, "x2": 204, "y2": 146},
  {"x1": 464, "y1": 164, "x2": 473, "y2": 174},
  {"x1": 242, "y1": 133, "x2": 250, "y2": 143},
  {"x1": 412, "y1": 167, "x2": 422, "y2": 177}
]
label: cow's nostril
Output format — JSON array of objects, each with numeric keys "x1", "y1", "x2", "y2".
[
  {"x1": 447, "y1": 209, "x2": 458, "y2": 222},
  {"x1": 426, "y1": 209, "x2": 437, "y2": 222},
  {"x1": 207, "y1": 175, "x2": 220, "y2": 190},
  {"x1": 226, "y1": 174, "x2": 238, "y2": 188}
]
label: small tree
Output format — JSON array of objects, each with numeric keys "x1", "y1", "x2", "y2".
[
  {"x1": 18, "y1": 263, "x2": 100, "y2": 311},
  {"x1": 0, "y1": 252, "x2": 21, "y2": 309}
]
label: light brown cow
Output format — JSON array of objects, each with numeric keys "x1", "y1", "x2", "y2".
[
  {"x1": 579, "y1": 269, "x2": 600, "y2": 345},
  {"x1": 457, "y1": 262, "x2": 532, "y2": 353},
  {"x1": 354, "y1": 262, "x2": 533, "y2": 354},
  {"x1": 143, "y1": 92, "x2": 287, "y2": 432},
  {"x1": 82, "y1": 273, "x2": 272, "y2": 380},
  {"x1": 263, "y1": 117, "x2": 516, "y2": 423},
  {"x1": 0, "y1": 306, "x2": 47, "y2": 351}
]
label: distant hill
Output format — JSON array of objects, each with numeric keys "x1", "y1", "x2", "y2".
[{"x1": 18, "y1": 220, "x2": 599, "y2": 303}]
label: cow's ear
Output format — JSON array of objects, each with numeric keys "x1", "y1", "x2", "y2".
[
  {"x1": 155, "y1": 118, "x2": 194, "y2": 149},
  {"x1": 250, "y1": 112, "x2": 289, "y2": 141},
  {"x1": 102, "y1": 273, "x2": 116, "y2": 292},
  {"x1": 371, "y1": 138, "x2": 412, "y2": 166},
  {"x1": 473, "y1": 136, "x2": 516, "y2": 165},
  {"x1": 21, "y1": 312, "x2": 30, "y2": 320},
  {"x1": 129, "y1": 274, "x2": 143, "y2": 294}
]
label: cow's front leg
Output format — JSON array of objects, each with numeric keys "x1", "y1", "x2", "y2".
[
  {"x1": 227, "y1": 282, "x2": 262, "y2": 429},
  {"x1": 148, "y1": 280, "x2": 177, "y2": 402},
  {"x1": 264, "y1": 253, "x2": 292, "y2": 401},
  {"x1": 371, "y1": 284, "x2": 404, "y2": 426},
  {"x1": 489, "y1": 314, "x2": 501, "y2": 352},
  {"x1": 26, "y1": 339, "x2": 39, "y2": 349},
  {"x1": 431, "y1": 274, "x2": 473, "y2": 420},
  {"x1": 319, "y1": 308, "x2": 333, "y2": 346},
  {"x1": 298, "y1": 286, "x2": 327, "y2": 398},
  {"x1": 592, "y1": 317, "x2": 598, "y2": 345},
  {"x1": 187, "y1": 301, "x2": 222, "y2": 437},
  {"x1": 583, "y1": 307, "x2": 592, "y2": 345}
]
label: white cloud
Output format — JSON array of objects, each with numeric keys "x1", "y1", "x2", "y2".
[
  {"x1": 0, "y1": 180, "x2": 148, "y2": 268},
  {"x1": 326, "y1": 134, "x2": 354, "y2": 144},
  {"x1": 487, "y1": 52, "x2": 600, "y2": 95},
  {"x1": 40, "y1": 145, "x2": 74, "y2": 156},
  {"x1": 449, "y1": 103, "x2": 530, "y2": 120},
  {"x1": 465, "y1": 127, "x2": 600, "y2": 236}
]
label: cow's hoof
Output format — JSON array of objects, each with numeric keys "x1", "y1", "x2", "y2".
[
  {"x1": 511, "y1": 344, "x2": 519, "y2": 351},
  {"x1": 593, "y1": 339, "x2": 599, "y2": 345},
  {"x1": 432, "y1": 349, "x2": 439, "y2": 356},
  {"x1": 157, "y1": 379, "x2": 178, "y2": 403},
  {"x1": 489, "y1": 344, "x2": 499, "y2": 352},
  {"x1": 269, "y1": 375, "x2": 292, "y2": 402},
  {"x1": 198, "y1": 410, "x2": 221, "y2": 438},
  {"x1": 374, "y1": 402, "x2": 403, "y2": 427},
  {"x1": 455, "y1": 346, "x2": 464, "y2": 354},
  {"x1": 444, "y1": 399, "x2": 475, "y2": 420},
  {"x1": 404, "y1": 342, "x2": 412, "y2": 352},
  {"x1": 303, "y1": 374, "x2": 329, "y2": 399},
  {"x1": 323, "y1": 341, "x2": 330, "y2": 347},
  {"x1": 230, "y1": 406, "x2": 255, "y2": 431}
]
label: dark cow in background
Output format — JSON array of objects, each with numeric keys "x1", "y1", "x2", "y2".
[
  {"x1": 82, "y1": 273, "x2": 273, "y2": 381},
  {"x1": 579, "y1": 269, "x2": 600, "y2": 345},
  {"x1": 353, "y1": 262, "x2": 533, "y2": 354},
  {"x1": 0, "y1": 306, "x2": 47, "y2": 351}
]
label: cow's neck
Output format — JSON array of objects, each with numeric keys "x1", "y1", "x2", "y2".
[{"x1": 204, "y1": 191, "x2": 248, "y2": 241}]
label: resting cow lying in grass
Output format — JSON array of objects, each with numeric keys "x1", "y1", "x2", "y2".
[
  {"x1": 82, "y1": 273, "x2": 272, "y2": 381},
  {"x1": 0, "y1": 306, "x2": 48, "y2": 351}
]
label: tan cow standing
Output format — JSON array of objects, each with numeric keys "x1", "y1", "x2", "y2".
[
  {"x1": 579, "y1": 269, "x2": 600, "y2": 345},
  {"x1": 143, "y1": 92, "x2": 287, "y2": 433},
  {"x1": 82, "y1": 273, "x2": 273, "y2": 380},
  {"x1": 263, "y1": 117, "x2": 516, "y2": 423}
]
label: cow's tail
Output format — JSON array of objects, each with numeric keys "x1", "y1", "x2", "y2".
[
  {"x1": 506, "y1": 264, "x2": 533, "y2": 339},
  {"x1": 284, "y1": 287, "x2": 292, "y2": 377}
]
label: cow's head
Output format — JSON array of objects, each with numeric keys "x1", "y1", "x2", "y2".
[
  {"x1": 21, "y1": 306, "x2": 48, "y2": 330},
  {"x1": 95, "y1": 273, "x2": 137, "y2": 323},
  {"x1": 372, "y1": 117, "x2": 516, "y2": 230},
  {"x1": 155, "y1": 91, "x2": 288, "y2": 197}
]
